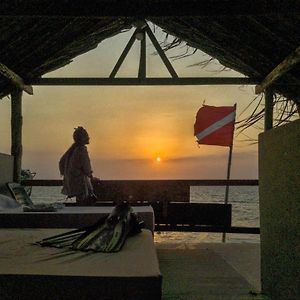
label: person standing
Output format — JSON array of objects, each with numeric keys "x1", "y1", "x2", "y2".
[{"x1": 59, "y1": 126, "x2": 96, "y2": 204}]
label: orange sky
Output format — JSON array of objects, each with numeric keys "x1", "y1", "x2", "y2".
[{"x1": 0, "y1": 26, "x2": 260, "y2": 179}]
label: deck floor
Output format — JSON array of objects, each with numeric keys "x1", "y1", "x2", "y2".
[{"x1": 156, "y1": 242, "x2": 268, "y2": 300}]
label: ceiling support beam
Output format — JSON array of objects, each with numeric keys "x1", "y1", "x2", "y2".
[
  {"x1": 0, "y1": 1, "x2": 299, "y2": 17},
  {"x1": 32, "y1": 77, "x2": 258, "y2": 86},
  {"x1": 138, "y1": 29, "x2": 146, "y2": 79},
  {"x1": 255, "y1": 45, "x2": 300, "y2": 94},
  {"x1": 0, "y1": 62, "x2": 33, "y2": 95},
  {"x1": 110, "y1": 22, "x2": 177, "y2": 79},
  {"x1": 11, "y1": 88, "x2": 23, "y2": 183},
  {"x1": 145, "y1": 23, "x2": 178, "y2": 78},
  {"x1": 109, "y1": 28, "x2": 139, "y2": 78}
]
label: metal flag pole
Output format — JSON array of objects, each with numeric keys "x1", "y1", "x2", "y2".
[{"x1": 222, "y1": 103, "x2": 236, "y2": 243}]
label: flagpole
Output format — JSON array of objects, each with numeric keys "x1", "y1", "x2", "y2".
[
  {"x1": 194, "y1": 103, "x2": 236, "y2": 243},
  {"x1": 222, "y1": 103, "x2": 236, "y2": 243},
  {"x1": 224, "y1": 144, "x2": 233, "y2": 205}
]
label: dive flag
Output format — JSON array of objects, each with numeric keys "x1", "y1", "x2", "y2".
[{"x1": 194, "y1": 105, "x2": 236, "y2": 147}]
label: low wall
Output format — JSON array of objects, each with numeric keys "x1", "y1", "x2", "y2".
[
  {"x1": 0, "y1": 153, "x2": 13, "y2": 187},
  {"x1": 259, "y1": 119, "x2": 300, "y2": 300}
]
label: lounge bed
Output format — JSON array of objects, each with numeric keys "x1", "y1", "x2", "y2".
[{"x1": 0, "y1": 228, "x2": 161, "y2": 300}]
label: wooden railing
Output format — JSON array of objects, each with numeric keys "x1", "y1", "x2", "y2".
[
  {"x1": 23, "y1": 179, "x2": 258, "y2": 203},
  {"x1": 22, "y1": 179, "x2": 259, "y2": 187},
  {"x1": 22, "y1": 179, "x2": 260, "y2": 234}
]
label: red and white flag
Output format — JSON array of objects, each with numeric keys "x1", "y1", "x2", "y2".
[{"x1": 194, "y1": 104, "x2": 236, "y2": 147}]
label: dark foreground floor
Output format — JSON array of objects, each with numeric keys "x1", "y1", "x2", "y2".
[{"x1": 157, "y1": 243, "x2": 269, "y2": 300}]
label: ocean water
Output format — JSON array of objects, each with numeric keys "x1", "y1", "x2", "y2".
[{"x1": 30, "y1": 185, "x2": 260, "y2": 244}]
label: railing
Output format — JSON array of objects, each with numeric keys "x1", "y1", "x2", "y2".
[
  {"x1": 22, "y1": 179, "x2": 259, "y2": 234},
  {"x1": 22, "y1": 179, "x2": 259, "y2": 186},
  {"x1": 23, "y1": 179, "x2": 258, "y2": 202}
]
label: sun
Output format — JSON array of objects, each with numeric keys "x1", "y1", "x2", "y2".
[{"x1": 156, "y1": 156, "x2": 161, "y2": 163}]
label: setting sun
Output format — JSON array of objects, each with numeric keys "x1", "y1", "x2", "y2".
[{"x1": 156, "y1": 157, "x2": 161, "y2": 163}]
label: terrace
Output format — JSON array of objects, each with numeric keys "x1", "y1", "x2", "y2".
[{"x1": 0, "y1": 2, "x2": 300, "y2": 299}]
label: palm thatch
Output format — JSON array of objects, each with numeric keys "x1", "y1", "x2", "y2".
[{"x1": 1, "y1": 1, "x2": 300, "y2": 124}]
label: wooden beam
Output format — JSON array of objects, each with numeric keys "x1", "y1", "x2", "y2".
[
  {"x1": 255, "y1": 45, "x2": 300, "y2": 94},
  {"x1": 0, "y1": 1, "x2": 298, "y2": 17},
  {"x1": 264, "y1": 87, "x2": 273, "y2": 131},
  {"x1": 0, "y1": 62, "x2": 33, "y2": 95},
  {"x1": 11, "y1": 89, "x2": 23, "y2": 183},
  {"x1": 145, "y1": 24, "x2": 178, "y2": 78},
  {"x1": 22, "y1": 179, "x2": 259, "y2": 187},
  {"x1": 109, "y1": 28, "x2": 138, "y2": 78},
  {"x1": 138, "y1": 29, "x2": 146, "y2": 79},
  {"x1": 32, "y1": 77, "x2": 259, "y2": 86}
]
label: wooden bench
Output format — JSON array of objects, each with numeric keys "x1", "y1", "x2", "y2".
[{"x1": 151, "y1": 202, "x2": 259, "y2": 234}]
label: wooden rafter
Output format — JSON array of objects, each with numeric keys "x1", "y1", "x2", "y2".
[
  {"x1": 145, "y1": 23, "x2": 178, "y2": 78},
  {"x1": 255, "y1": 45, "x2": 300, "y2": 94},
  {"x1": 109, "y1": 28, "x2": 139, "y2": 78},
  {"x1": 110, "y1": 21, "x2": 178, "y2": 79},
  {"x1": 0, "y1": 1, "x2": 299, "y2": 17},
  {"x1": 0, "y1": 62, "x2": 33, "y2": 95}
]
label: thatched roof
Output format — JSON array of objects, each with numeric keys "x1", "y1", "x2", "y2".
[
  {"x1": 1, "y1": 1, "x2": 300, "y2": 108},
  {"x1": 0, "y1": 16, "x2": 134, "y2": 96}
]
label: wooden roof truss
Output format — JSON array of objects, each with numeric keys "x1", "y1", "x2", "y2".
[
  {"x1": 255, "y1": 45, "x2": 300, "y2": 94},
  {"x1": 33, "y1": 21, "x2": 257, "y2": 87}
]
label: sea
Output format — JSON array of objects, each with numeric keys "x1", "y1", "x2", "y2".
[{"x1": 30, "y1": 185, "x2": 260, "y2": 244}]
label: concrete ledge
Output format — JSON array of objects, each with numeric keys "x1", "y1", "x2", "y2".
[{"x1": 259, "y1": 119, "x2": 300, "y2": 300}]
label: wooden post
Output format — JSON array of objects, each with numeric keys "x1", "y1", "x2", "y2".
[
  {"x1": 145, "y1": 24, "x2": 178, "y2": 78},
  {"x1": 11, "y1": 88, "x2": 23, "y2": 182},
  {"x1": 264, "y1": 88, "x2": 273, "y2": 131},
  {"x1": 138, "y1": 29, "x2": 146, "y2": 79}
]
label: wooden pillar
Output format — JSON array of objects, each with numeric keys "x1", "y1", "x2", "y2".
[
  {"x1": 264, "y1": 87, "x2": 273, "y2": 131},
  {"x1": 11, "y1": 88, "x2": 23, "y2": 182}
]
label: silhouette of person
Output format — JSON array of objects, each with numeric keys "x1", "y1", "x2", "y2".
[{"x1": 59, "y1": 126, "x2": 96, "y2": 204}]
